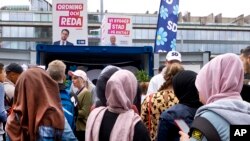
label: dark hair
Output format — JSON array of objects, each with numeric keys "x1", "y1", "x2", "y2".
[
  {"x1": 61, "y1": 29, "x2": 70, "y2": 35},
  {"x1": 5, "y1": 63, "x2": 23, "y2": 74},
  {"x1": 158, "y1": 65, "x2": 165, "y2": 73},
  {"x1": 133, "y1": 84, "x2": 142, "y2": 114},
  {"x1": 92, "y1": 79, "x2": 97, "y2": 85},
  {"x1": 0, "y1": 63, "x2": 4, "y2": 73},
  {"x1": 241, "y1": 46, "x2": 250, "y2": 57}
]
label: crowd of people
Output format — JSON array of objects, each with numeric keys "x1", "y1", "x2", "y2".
[{"x1": 0, "y1": 46, "x2": 249, "y2": 141}]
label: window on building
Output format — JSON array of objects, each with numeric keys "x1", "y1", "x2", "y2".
[
  {"x1": 19, "y1": 27, "x2": 26, "y2": 37},
  {"x1": 34, "y1": 13, "x2": 41, "y2": 21},
  {"x1": 41, "y1": 14, "x2": 49, "y2": 21},
  {"x1": 1, "y1": 12, "x2": 9, "y2": 21},
  {"x1": 10, "y1": 27, "x2": 18, "y2": 37},
  {"x1": 149, "y1": 17, "x2": 158, "y2": 24},
  {"x1": 26, "y1": 27, "x2": 34, "y2": 38},
  {"x1": 149, "y1": 29, "x2": 156, "y2": 39},
  {"x1": 214, "y1": 31, "x2": 220, "y2": 40},
  {"x1": 2, "y1": 27, "x2": 10, "y2": 37},
  {"x1": 25, "y1": 13, "x2": 33, "y2": 21},
  {"x1": 141, "y1": 29, "x2": 149, "y2": 39}
]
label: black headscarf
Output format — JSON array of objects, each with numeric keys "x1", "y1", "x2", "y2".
[
  {"x1": 172, "y1": 70, "x2": 202, "y2": 108},
  {"x1": 95, "y1": 66, "x2": 120, "y2": 107}
]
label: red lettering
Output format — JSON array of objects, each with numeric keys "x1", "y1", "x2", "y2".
[{"x1": 59, "y1": 16, "x2": 83, "y2": 27}]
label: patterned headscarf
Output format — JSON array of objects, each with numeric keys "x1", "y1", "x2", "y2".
[{"x1": 195, "y1": 53, "x2": 243, "y2": 104}]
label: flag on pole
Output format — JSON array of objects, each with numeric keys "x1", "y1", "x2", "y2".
[{"x1": 154, "y1": 0, "x2": 179, "y2": 52}]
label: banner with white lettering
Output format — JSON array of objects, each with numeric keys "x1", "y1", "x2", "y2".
[
  {"x1": 52, "y1": 0, "x2": 88, "y2": 46},
  {"x1": 154, "y1": 0, "x2": 179, "y2": 52},
  {"x1": 101, "y1": 14, "x2": 132, "y2": 46}
]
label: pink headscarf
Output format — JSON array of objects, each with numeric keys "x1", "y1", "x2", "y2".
[
  {"x1": 86, "y1": 70, "x2": 141, "y2": 141},
  {"x1": 195, "y1": 53, "x2": 243, "y2": 104}
]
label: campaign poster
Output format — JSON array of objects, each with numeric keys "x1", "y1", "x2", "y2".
[
  {"x1": 101, "y1": 14, "x2": 132, "y2": 46},
  {"x1": 52, "y1": 0, "x2": 88, "y2": 46}
]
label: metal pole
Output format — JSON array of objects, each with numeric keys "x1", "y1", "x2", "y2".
[{"x1": 100, "y1": 0, "x2": 103, "y2": 22}]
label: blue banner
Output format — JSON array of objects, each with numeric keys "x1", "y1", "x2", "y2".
[{"x1": 154, "y1": 0, "x2": 179, "y2": 52}]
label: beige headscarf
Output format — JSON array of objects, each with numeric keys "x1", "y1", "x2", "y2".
[
  {"x1": 6, "y1": 67, "x2": 65, "y2": 141},
  {"x1": 86, "y1": 70, "x2": 141, "y2": 141}
]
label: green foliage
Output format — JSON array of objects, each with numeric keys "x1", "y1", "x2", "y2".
[{"x1": 135, "y1": 70, "x2": 150, "y2": 82}]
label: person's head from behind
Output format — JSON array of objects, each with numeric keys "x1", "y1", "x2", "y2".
[
  {"x1": 69, "y1": 70, "x2": 87, "y2": 90},
  {"x1": 110, "y1": 35, "x2": 116, "y2": 45},
  {"x1": 158, "y1": 63, "x2": 184, "y2": 91},
  {"x1": 173, "y1": 70, "x2": 202, "y2": 108},
  {"x1": 9, "y1": 67, "x2": 65, "y2": 139},
  {"x1": 61, "y1": 29, "x2": 70, "y2": 41},
  {"x1": 0, "y1": 63, "x2": 5, "y2": 82},
  {"x1": 95, "y1": 65, "x2": 120, "y2": 107},
  {"x1": 105, "y1": 69, "x2": 137, "y2": 111},
  {"x1": 46, "y1": 60, "x2": 66, "y2": 83},
  {"x1": 5, "y1": 63, "x2": 23, "y2": 84},
  {"x1": 196, "y1": 53, "x2": 244, "y2": 105},
  {"x1": 158, "y1": 65, "x2": 165, "y2": 74},
  {"x1": 240, "y1": 46, "x2": 250, "y2": 74},
  {"x1": 165, "y1": 51, "x2": 182, "y2": 66}
]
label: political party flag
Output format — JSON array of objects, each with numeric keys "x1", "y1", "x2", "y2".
[{"x1": 154, "y1": 0, "x2": 179, "y2": 52}]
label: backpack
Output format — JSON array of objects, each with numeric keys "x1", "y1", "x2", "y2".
[
  {"x1": 189, "y1": 116, "x2": 221, "y2": 141},
  {"x1": 69, "y1": 91, "x2": 79, "y2": 123},
  {"x1": 60, "y1": 90, "x2": 75, "y2": 130}
]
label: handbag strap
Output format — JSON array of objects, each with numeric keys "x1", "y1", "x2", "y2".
[
  {"x1": 189, "y1": 116, "x2": 221, "y2": 141},
  {"x1": 147, "y1": 93, "x2": 154, "y2": 131}
]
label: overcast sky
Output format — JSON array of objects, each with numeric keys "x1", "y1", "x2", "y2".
[{"x1": 0, "y1": 0, "x2": 249, "y2": 17}]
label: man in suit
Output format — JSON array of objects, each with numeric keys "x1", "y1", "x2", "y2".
[{"x1": 53, "y1": 29, "x2": 74, "y2": 46}]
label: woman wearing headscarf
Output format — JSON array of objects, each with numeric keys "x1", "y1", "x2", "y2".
[
  {"x1": 93, "y1": 65, "x2": 141, "y2": 114},
  {"x1": 94, "y1": 65, "x2": 120, "y2": 108},
  {"x1": 157, "y1": 70, "x2": 202, "y2": 141},
  {"x1": 5, "y1": 67, "x2": 65, "y2": 141},
  {"x1": 86, "y1": 70, "x2": 150, "y2": 141},
  {"x1": 179, "y1": 53, "x2": 250, "y2": 141},
  {"x1": 141, "y1": 63, "x2": 183, "y2": 141}
]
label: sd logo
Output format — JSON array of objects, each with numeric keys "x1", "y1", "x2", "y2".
[{"x1": 172, "y1": 52, "x2": 179, "y2": 56}]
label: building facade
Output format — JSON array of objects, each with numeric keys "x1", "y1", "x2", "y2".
[{"x1": 1, "y1": 0, "x2": 250, "y2": 64}]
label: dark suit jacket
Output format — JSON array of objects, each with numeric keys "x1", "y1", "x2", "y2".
[{"x1": 53, "y1": 40, "x2": 74, "y2": 46}]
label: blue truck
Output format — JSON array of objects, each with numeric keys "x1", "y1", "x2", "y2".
[{"x1": 36, "y1": 44, "x2": 154, "y2": 83}]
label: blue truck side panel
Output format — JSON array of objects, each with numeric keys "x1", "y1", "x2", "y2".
[{"x1": 36, "y1": 44, "x2": 154, "y2": 76}]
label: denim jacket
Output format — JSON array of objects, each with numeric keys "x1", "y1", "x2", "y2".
[
  {"x1": 6, "y1": 118, "x2": 78, "y2": 141},
  {"x1": 37, "y1": 118, "x2": 77, "y2": 141}
]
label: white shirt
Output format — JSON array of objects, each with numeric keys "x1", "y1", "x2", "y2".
[
  {"x1": 3, "y1": 80, "x2": 15, "y2": 99},
  {"x1": 146, "y1": 73, "x2": 165, "y2": 95},
  {"x1": 60, "y1": 40, "x2": 66, "y2": 45}
]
